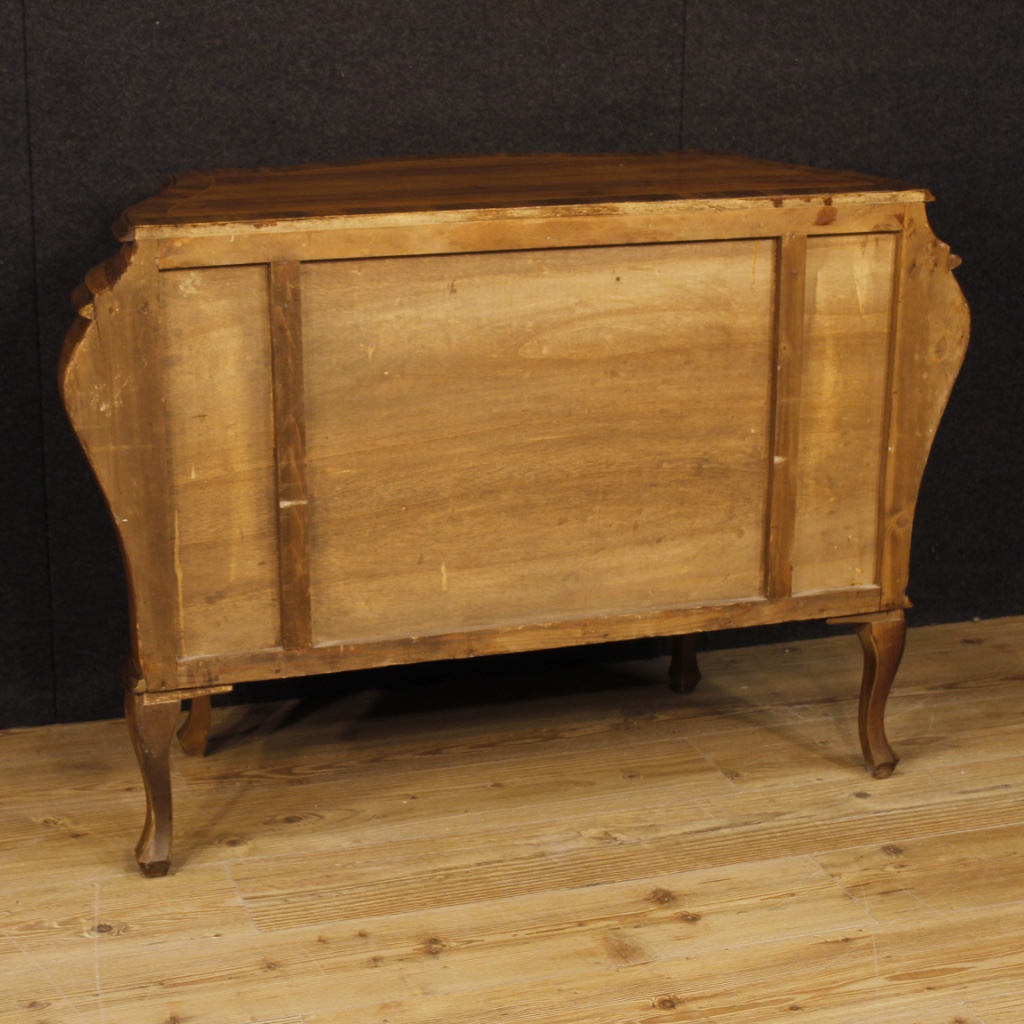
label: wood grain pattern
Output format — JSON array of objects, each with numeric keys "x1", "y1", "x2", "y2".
[
  {"x1": 116, "y1": 152, "x2": 929, "y2": 238},
  {"x1": 765, "y1": 232, "x2": 806, "y2": 599},
  {"x1": 153, "y1": 202, "x2": 908, "y2": 271},
  {"x1": 159, "y1": 265, "x2": 280, "y2": 657},
  {"x1": 3, "y1": 617, "x2": 1024, "y2": 1022},
  {"x1": 879, "y1": 205, "x2": 970, "y2": 605},
  {"x1": 59, "y1": 245, "x2": 180, "y2": 689},
  {"x1": 303, "y1": 240, "x2": 774, "y2": 644},
  {"x1": 173, "y1": 587, "x2": 881, "y2": 688},
  {"x1": 791, "y1": 232, "x2": 896, "y2": 593},
  {"x1": 269, "y1": 261, "x2": 312, "y2": 650}
]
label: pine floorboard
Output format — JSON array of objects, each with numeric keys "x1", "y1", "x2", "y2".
[{"x1": 2, "y1": 616, "x2": 1023, "y2": 1023}]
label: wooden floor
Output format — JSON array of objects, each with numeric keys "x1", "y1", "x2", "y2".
[{"x1": 3, "y1": 616, "x2": 1024, "y2": 1023}]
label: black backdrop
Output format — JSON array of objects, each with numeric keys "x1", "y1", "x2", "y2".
[{"x1": 3, "y1": 1, "x2": 1022, "y2": 728}]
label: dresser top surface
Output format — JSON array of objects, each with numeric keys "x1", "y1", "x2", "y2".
[{"x1": 116, "y1": 151, "x2": 928, "y2": 240}]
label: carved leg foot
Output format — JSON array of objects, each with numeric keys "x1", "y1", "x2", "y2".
[
  {"x1": 668, "y1": 634, "x2": 702, "y2": 694},
  {"x1": 177, "y1": 695, "x2": 212, "y2": 757},
  {"x1": 853, "y1": 610, "x2": 906, "y2": 779},
  {"x1": 125, "y1": 692, "x2": 182, "y2": 876}
]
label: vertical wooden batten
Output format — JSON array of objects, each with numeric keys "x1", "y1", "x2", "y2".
[
  {"x1": 873, "y1": 229, "x2": 904, "y2": 592},
  {"x1": 764, "y1": 233, "x2": 807, "y2": 599},
  {"x1": 269, "y1": 261, "x2": 313, "y2": 649}
]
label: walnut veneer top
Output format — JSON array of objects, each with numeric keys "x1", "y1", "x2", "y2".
[{"x1": 116, "y1": 151, "x2": 929, "y2": 239}]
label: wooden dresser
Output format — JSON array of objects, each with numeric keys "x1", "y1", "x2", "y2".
[{"x1": 60, "y1": 152, "x2": 969, "y2": 875}]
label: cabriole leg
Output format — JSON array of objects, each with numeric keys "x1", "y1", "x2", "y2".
[
  {"x1": 668, "y1": 634, "x2": 702, "y2": 694},
  {"x1": 125, "y1": 691, "x2": 181, "y2": 876},
  {"x1": 853, "y1": 610, "x2": 906, "y2": 779},
  {"x1": 177, "y1": 695, "x2": 212, "y2": 757}
]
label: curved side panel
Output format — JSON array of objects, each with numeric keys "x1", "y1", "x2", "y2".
[
  {"x1": 880, "y1": 204, "x2": 971, "y2": 606},
  {"x1": 59, "y1": 243, "x2": 179, "y2": 690}
]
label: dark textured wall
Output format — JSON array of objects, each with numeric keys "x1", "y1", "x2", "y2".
[
  {"x1": 2, "y1": 2, "x2": 54, "y2": 726},
  {"x1": 3, "y1": 0, "x2": 1022, "y2": 727}
]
